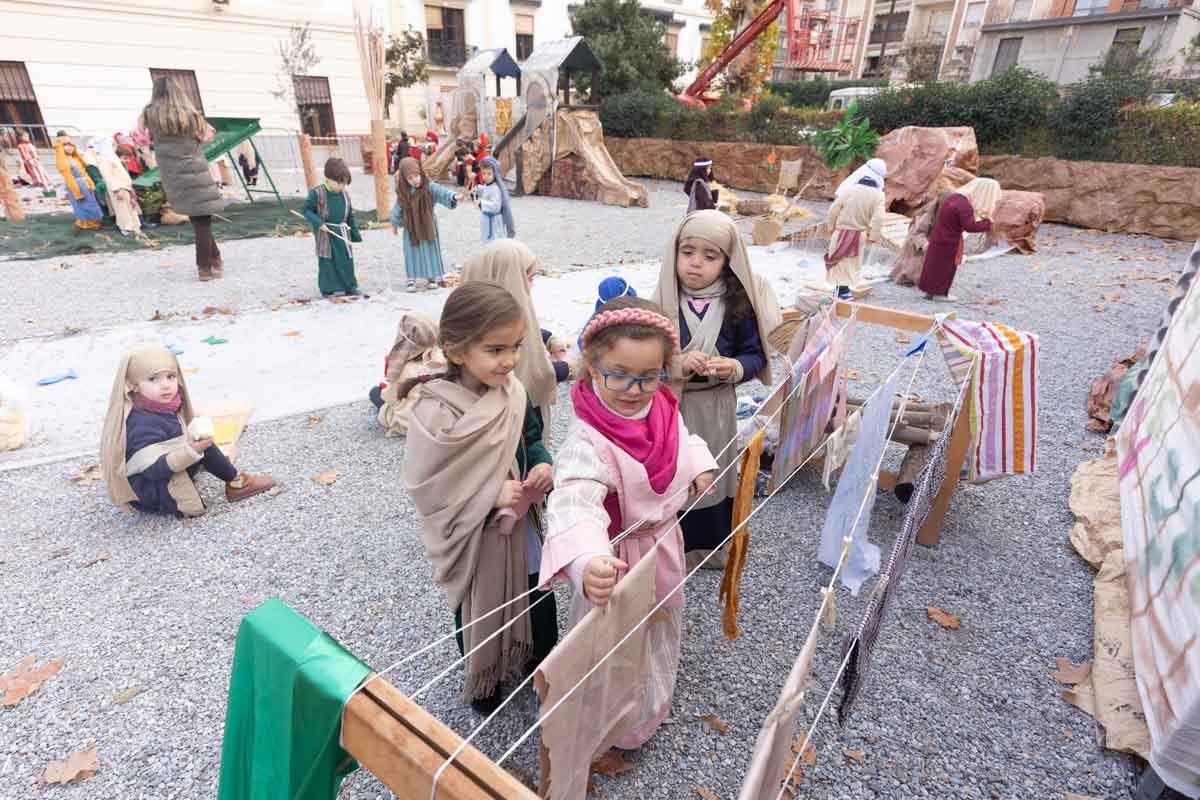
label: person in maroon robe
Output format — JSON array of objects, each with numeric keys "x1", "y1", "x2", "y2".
[{"x1": 918, "y1": 178, "x2": 1001, "y2": 302}]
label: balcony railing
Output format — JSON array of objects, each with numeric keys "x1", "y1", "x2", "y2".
[
  {"x1": 427, "y1": 40, "x2": 468, "y2": 68},
  {"x1": 869, "y1": 28, "x2": 906, "y2": 44}
]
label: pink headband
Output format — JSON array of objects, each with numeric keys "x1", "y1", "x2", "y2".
[{"x1": 580, "y1": 307, "x2": 680, "y2": 349}]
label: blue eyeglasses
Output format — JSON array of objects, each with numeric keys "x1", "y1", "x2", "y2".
[{"x1": 595, "y1": 365, "x2": 668, "y2": 394}]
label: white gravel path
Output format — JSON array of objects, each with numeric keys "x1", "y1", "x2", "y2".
[{"x1": 0, "y1": 184, "x2": 1192, "y2": 799}]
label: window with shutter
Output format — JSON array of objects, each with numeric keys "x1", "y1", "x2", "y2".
[
  {"x1": 991, "y1": 37, "x2": 1022, "y2": 76},
  {"x1": 149, "y1": 68, "x2": 205, "y2": 113},
  {"x1": 0, "y1": 61, "x2": 48, "y2": 145},
  {"x1": 292, "y1": 75, "x2": 336, "y2": 137}
]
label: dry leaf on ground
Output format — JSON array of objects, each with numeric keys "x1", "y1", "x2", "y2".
[
  {"x1": 843, "y1": 747, "x2": 866, "y2": 763},
  {"x1": 1, "y1": 655, "x2": 63, "y2": 706},
  {"x1": 695, "y1": 712, "x2": 729, "y2": 734},
  {"x1": 791, "y1": 735, "x2": 817, "y2": 766},
  {"x1": 307, "y1": 414, "x2": 323, "y2": 428},
  {"x1": 42, "y1": 744, "x2": 99, "y2": 785},
  {"x1": 893, "y1": 332, "x2": 912, "y2": 344},
  {"x1": 696, "y1": 789, "x2": 722, "y2": 800},
  {"x1": 590, "y1": 749, "x2": 635, "y2": 778},
  {"x1": 311, "y1": 469, "x2": 341, "y2": 486},
  {"x1": 1102, "y1": 294, "x2": 1122, "y2": 303},
  {"x1": 113, "y1": 686, "x2": 144, "y2": 705},
  {"x1": 1049, "y1": 657, "x2": 1092, "y2": 685},
  {"x1": 283, "y1": 330, "x2": 302, "y2": 337},
  {"x1": 80, "y1": 552, "x2": 111, "y2": 569},
  {"x1": 845, "y1": 369, "x2": 860, "y2": 380},
  {"x1": 1094, "y1": 303, "x2": 1107, "y2": 313},
  {"x1": 927, "y1": 605, "x2": 961, "y2": 629},
  {"x1": 68, "y1": 464, "x2": 102, "y2": 486}
]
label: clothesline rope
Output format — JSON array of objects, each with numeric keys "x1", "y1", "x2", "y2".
[
  {"x1": 428, "y1": 327, "x2": 923, "y2": 798},
  {"x1": 362, "y1": 307, "x2": 860, "y2": 698},
  {"x1": 772, "y1": 342, "x2": 934, "y2": 800}
]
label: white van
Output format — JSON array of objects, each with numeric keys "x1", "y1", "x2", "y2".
[{"x1": 826, "y1": 86, "x2": 884, "y2": 111}]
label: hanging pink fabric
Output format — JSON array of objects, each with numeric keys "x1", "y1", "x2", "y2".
[{"x1": 824, "y1": 229, "x2": 861, "y2": 270}]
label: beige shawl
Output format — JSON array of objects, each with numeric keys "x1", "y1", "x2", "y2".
[
  {"x1": 956, "y1": 177, "x2": 1001, "y2": 220},
  {"x1": 652, "y1": 210, "x2": 781, "y2": 384},
  {"x1": 99, "y1": 344, "x2": 195, "y2": 508},
  {"x1": 461, "y1": 240, "x2": 558, "y2": 411},
  {"x1": 827, "y1": 183, "x2": 885, "y2": 239},
  {"x1": 384, "y1": 311, "x2": 440, "y2": 384},
  {"x1": 403, "y1": 374, "x2": 533, "y2": 698}
]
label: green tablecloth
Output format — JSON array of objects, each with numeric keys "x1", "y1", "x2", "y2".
[{"x1": 217, "y1": 598, "x2": 372, "y2": 800}]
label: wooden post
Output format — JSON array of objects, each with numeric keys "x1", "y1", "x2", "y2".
[
  {"x1": 0, "y1": 157, "x2": 26, "y2": 221},
  {"x1": 298, "y1": 133, "x2": 319, "y2": 191},
  {"x1": 342, "y1": 675, "x2": 539, "y2": 799},
  {"x1": 591, "y1": 66, "x2": 600, "y2": 104},
  {"x1": 562, "y1": 70, "x2": 571, "y2": 106},
  {"x1": 370, "y1": 119, "x2": 390, "y2": 222}
]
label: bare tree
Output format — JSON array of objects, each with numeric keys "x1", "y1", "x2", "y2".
[{"x1": 272, "y1": 23, "x2": 322, "y2": 129}]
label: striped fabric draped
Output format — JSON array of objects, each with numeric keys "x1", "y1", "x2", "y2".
[{"x1": 936, "y1": 316, "x2": 1039, "y2": 482}]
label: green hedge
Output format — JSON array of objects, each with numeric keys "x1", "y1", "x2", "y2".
[
  {"x1": 600, "y1": 88, "x2": 841, "y2": 144},
  {"x1": 765, "y1": 78, "x2": 887, "y2": 109},
  {"x1": 1109, "y1": 102, "x2": 1200, "y2": 168}
]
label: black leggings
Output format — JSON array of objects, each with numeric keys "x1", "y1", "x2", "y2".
[
  {"x1": 189, "y1": 215, "x2": 222, "y2": 269},
  {"x1": 188, "y1": 445, "x2": 238, "y2": 483}
]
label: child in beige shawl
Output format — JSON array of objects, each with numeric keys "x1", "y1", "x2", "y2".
[
  {"x1": 403, "y1": 282, "x2": 558, "y2": 714},
  {"x1": 372, "y1": 311, "x2": 446, "y2": 437},
  {"x1": 99, "y1": 343, "x2": 274, "y2": 517},
  {"x1": 460, "y1": 239, "x2": 561, "y2": 430},
  {"x1": 652, "y1": 210, "x2": 781, "y2": 570}
]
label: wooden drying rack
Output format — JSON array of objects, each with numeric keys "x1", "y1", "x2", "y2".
[
  {"x1": 794, "y1": 300, "x2": 972, "y2": 548},
  {"x1": 334, "y1": 301, "x2": 970, "y2": 799},
  {"x1": 342, "y1": 674, "x2": 540, "y2": 799}
]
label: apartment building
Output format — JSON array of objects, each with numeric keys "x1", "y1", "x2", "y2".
[
  {"x1": 0, "y1": 0, "x2": 370, "y2": 145},
  {"x1": 970, "y1": 0, "x2": 1200, "y2": 82}
]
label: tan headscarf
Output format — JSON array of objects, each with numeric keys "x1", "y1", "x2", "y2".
[
  {"x1": 384, "y1": 311, "x2": 440, "y2": 384},
  {"x1": 460, "y1": 240, "x2": 558, "y2": 411},
  {"x1": 652, "y1": 209, "x2": 781, "y2": 384},
  {"x1": 956, "y1": 177, "x2": 1001, "y2": 221},
  {"x1": 99, "y1": 344, "x2": 195, "y2": 509},
  {"x1": 396, "y1": 157, "x2": 437, "y2": 243},
  {"x1": 403, "y1": 374, "x2": 533, "y2": 698}
]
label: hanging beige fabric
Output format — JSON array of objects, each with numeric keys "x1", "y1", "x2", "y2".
[
  {"x1": 515, "y1": 13, "x2": 535, "y2": 35},
  {"x1": 424, "y1": 6, "x2": 443, "y2": 29},
  {"x1": 535, "y1": 550, "x2": 658, "y2": 800}
]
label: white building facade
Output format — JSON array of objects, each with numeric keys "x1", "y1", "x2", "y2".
[{"x1": 0, "y1": 0, "x2": 371, "y2": 144}]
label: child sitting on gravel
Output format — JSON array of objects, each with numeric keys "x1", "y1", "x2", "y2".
[
  {"x1": 538, "y1": 296, "x2": 718, "y2": 748},
  {"x1": 100, "y1": 343, "x2": 275, "y2": 517},
  {"x1": 368, "y1": 311, "x2": 446, "y2": 437},
  {"x1": 403, "y1": 282, "x2": 558, "y2": 714}
]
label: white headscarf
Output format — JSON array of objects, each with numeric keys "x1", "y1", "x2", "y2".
[{"x1": 835, "y1": 157, "x2": 888, "y2": 198}]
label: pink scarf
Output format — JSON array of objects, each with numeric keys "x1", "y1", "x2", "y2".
[
  {"x1": 572, "y1": 380, "x2": 680, "y2": 494},
  {"x1": 132, "y1": 392, "x2": 183, "y2": 414}
]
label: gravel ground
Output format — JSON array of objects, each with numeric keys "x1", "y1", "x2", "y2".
[{"x1": 0, "y1": 189, "x2": 1193, "y2": 799}]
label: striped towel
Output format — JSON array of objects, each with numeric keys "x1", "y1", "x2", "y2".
[{"x1": 936, "y1": 316, "x2": 1039, "y2": 482}]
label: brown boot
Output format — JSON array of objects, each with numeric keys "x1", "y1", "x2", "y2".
[
  {"x1": 225, "y1": 473, "x2": 276, "y2": 502},
  {"x1": 685, "y1": 548, "x2": 728, "y2": 572},
  {"x1": 198, "y1": 266, "x2": 216, "y2": 282},
  {"x1": 211, "y1": 259, "x2": 224, "y2": 279}
]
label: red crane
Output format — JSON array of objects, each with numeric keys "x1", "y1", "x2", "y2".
[{"x1": 680, "y1": 0, "x2": 862, "y2": 107}]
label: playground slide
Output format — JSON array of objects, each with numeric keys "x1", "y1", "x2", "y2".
[
  {"x1": 530, "y1": 109, "x2": 647, "y2": 208},
  {"x1": 132, "y1": 117, "x2": 261, "y2": 189}
]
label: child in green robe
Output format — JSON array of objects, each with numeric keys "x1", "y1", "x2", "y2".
[{"x1": 302, "y1": 158, "x2": 364, "y2": 296}]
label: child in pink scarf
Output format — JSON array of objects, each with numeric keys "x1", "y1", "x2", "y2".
[{"x1": 539, "y1": 297, "x2": 718, "y2": 748}]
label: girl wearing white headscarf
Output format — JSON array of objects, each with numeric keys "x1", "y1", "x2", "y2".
[
  {"x1": 835, "y1": 157, "x2": 888, "y2": 198},
  {"x1": 100, "y1": 343, "x2": 274, "y2": 516},
  {"x1": 918, "y1": 177, "x2": 1000, "y2": 302},
  {"x1": 652, "y1": 210, "x2": 781, "y2": 570}
]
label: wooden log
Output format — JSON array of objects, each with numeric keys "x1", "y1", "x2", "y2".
[
  {"x1": 298, "y1": 133, "x2": 319, "y2": 191},
  {"x1": 342, "y1": 675, "x2": 538, "y2": 800},
  {"x1": 894, "y1": 444, "x2": 931, "y2": 503},
  {"x1": 0, "y1": 157, "x2": 26, "y2": 221},
  {"x1": 370, "y1": 119, "x2": 391, "y2": 223},
  {"x1": 889, "y1": 424, "x2": 938, "y2": 447}
]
